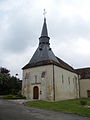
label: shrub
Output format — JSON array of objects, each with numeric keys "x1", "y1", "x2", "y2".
[
  {"x1": 80, "y1": 100, "x2": 87, "y2": 106},
  {"x1": 3, "y1": 94, "x2": 26, "y2": 99}
]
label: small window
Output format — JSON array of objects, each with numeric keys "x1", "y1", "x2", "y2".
[
  {"x1": 25, "y1": 73, "x2": 29, "y2": 79},
  {"x1": 68, "y1": 77, "x2": 70, "y2": 84},
  {"x1": 49, "y1": 48, "x2": 51, "y2": 50},
  {"x1": 74, "y1": 76, "x2": 77, "y2": 80},
  {"x1": 62, "y1": 75, "x2": 64, "y2": 84},
  {"x1": 35, "y1": 75, "x2": 37, "y2": 83},
  {"x1": 39, "y1": 47, "x2": 42, "y2": 50},
  {"x1": 24, "y1": 79, "x2": 26, "y2": 88},
  {"x1": 41, "y1": 72, "x2": 46, "y2": 78}
]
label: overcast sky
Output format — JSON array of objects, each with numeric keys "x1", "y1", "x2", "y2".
[{"x1": 0, "y1": 0, "x2": 90, "y2": 79}]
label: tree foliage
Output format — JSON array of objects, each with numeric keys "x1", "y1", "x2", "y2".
[
  {"x1": 0, "y1": 67, "x2": 10, "y2": 75},
  {"x1": 0, "y1": 67, "x2": 21, "y2": 95}
]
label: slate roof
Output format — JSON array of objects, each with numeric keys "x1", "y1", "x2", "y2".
[
  {"x1": 75, "y1": 68, "x2": 90, "y2": 79},
  {"x1": 22, "y1": 17, "x2": 74, "y2": 73},
  {"x1": 27, "y1": 17, "x2": 59, "y2": 65},
  {"x1": 22, "y1": 55, "x2": 74, "y2": 72},
  {"x1": 29, "y1": 46, "x2": 59, "y2": 65},
  {"x1": 56, "y1": 57, "x2": 74, "y2": 72}
]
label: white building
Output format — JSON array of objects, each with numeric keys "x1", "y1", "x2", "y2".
[
  {"x1": 75, "y1": 68, "x2": 90, "y2": 98},
  {"x1": 22, "y1": 17, "x2": 79, "y2": 101}
]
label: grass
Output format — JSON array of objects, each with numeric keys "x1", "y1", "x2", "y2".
[
  {"x1": 3, "y1": 94, "x2": 26, "y2": 99},
  {"x1": 24, "y1": 98, "x2": 90, "y2": 117}
]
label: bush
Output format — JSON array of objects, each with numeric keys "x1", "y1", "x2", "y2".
[
  {"x1": 3, "y1": 94, "x2": 26, "y2": 99},
  {"x1": 80, "y1": 100, "x2": 87, "y2": 106}
]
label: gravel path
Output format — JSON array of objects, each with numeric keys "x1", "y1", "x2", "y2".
[{"x1": 0, "y1": 99, "x2": 90, "y2": 120}]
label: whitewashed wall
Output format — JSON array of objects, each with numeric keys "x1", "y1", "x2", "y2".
[
  {"x1": 22, "y1": 64, "x2": 79, "y2": 101},
  {"x1": 80, "y1": 79, "x2": 90, "y2": 98},
  {"x1": 54, "y1": 65, "x2": 79, "y2": 101},
  {"x1": 22, "y1": 65, "x2": 54, "y2": 101}
]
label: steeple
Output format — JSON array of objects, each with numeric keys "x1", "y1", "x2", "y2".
[
  {"x1": 23, "y1": 11, "x2": 59, "y2": 67},
  {"x1": 41, "y1": 9, "x2": 48, "y2": 37},
  {"x1": 39, "y1": 17, "x2": 50, "y2": 46},
  {"x1": 41, "y1": 18, "x2": 48, "y2": 37}
]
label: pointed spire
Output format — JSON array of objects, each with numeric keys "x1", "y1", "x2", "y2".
[
  {"x1": 39, "y1": 9, "x2": 50, "y2": 46},
  {"x1": 41, "y1": 17, "x2": 48, "y2": 37},
  {"x1": 41, "y1": 9, "x2": 48, "y2": 37}
]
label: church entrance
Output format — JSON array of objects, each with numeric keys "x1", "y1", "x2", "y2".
[
  {"x1": 87, "y1": 90, "x2": 90, "y2": 98},
  {"x1": 33, "y1": 86, "x2": 39, "y2": 99}
]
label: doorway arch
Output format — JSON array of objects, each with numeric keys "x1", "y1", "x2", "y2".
[{"x1": 33, "y1": 86, "x2": 39, "y2": 99}]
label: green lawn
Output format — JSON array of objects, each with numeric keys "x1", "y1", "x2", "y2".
[{"x1": 24, "y1": 98, "x2": 90, "y2": 117}]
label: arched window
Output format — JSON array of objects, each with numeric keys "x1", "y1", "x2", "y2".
[
  {"x1": 68, "y1": 77, "x2": 70, "y2": 84},
  {"x1": 41, "y1": 71, "x2": 46, "y2": 78},
  {"x1": 62, "y1": 75, "x2": 64, "y2": 84}
]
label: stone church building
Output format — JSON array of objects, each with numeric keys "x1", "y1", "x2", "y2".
[
  {"x1": 22, "y1": 17, "x2": 79, "y2": 101},
  {"x1": 75, "y1": 68, "x2": 90, "y2": 98}
]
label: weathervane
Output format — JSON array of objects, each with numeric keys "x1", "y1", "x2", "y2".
[{"x1": 43, "y1": 9, "x2": 47, "y2": 18}]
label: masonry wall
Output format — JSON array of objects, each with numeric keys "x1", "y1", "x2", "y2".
[
  {"x1": 54, "y1": 65, "x2": 79, "y2": 101},
  {"x1": 22, "y1": 65, "x2": 54, "y2": 101},
  {"x1": 80, "y1": 79, "x2": 90, "y2": 98},
  {"x1": 22, "y1": 64, "x2": 80, "y2": 101}
]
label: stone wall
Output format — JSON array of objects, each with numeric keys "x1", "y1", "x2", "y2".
[
  {"x1": 80, "y1": 79, "x2": 90, "y2": 98},
  {"x1": 22, "y1": 65, "x2": 54, "y2": 101},
  {"x1": 22, "y1": 64, "x2": 79, "y2": 101},
  {"x1": 54, "y1": 65, "x2": 79, "y2": 101}
]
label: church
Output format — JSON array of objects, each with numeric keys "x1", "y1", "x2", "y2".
[{"x1": 22, "y1": 16, "x2": 79, "y2": 101}]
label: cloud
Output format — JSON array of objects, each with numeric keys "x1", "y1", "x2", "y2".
[
  {"x1": 0, "y1": 0, "x2": 90, "y2": 78},
  {"x1": 3, "y1": 17, "x2": 32, "y2": 53},
  {"x1": 1, "y1": 45, "x2": 37, "y2": 79},
  {"x1": 0, "y1": 0, "x2": 40, "y2": 54}
]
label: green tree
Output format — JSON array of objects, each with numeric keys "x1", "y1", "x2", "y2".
[
  {"x1": 0, "y1": 67, "x2": 21, "y2": 95},
  {"x1": 0, "y1": 67, "x2": 10, "y2": 75}
]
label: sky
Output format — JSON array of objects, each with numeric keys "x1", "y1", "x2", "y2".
[{"x1": 0, "y1": 0, "x2": 90, "y2": 79}]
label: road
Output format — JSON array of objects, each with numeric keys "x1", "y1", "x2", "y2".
[{"x1": 0, "y1": 99, "x2": 90, "y2": 120}]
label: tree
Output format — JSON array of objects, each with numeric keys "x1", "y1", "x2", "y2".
[
  {"x1": 0, "y1": 67, "x2": 21, "y2": 95},
  {"x1": 0, "y1": 72, "x2": 10, "y2": 94},
  {"x1": 0, "y1": 67, "x2": 10, "y2": 75},
  {"x1": 8, "y1": 76, "x2": 21, "y2": 94}
]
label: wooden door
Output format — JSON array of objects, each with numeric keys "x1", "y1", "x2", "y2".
[
  {"x1": 33, "y1": 86, "x2": 39, "y2": 99},
  {"x1": 87, "y1": 90, "x2": 90, "y2": 97}
]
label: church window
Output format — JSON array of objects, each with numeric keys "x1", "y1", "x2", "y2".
[
  {"x1": 24, "y1": 73, "x2": 30, "y2": 88},
  {"x1": 35, "y1": 75, "x2": 37, "y2": 83},
  {"x1": 75, "y1": 77, "x2": 77, "y2": 80},
  {"x1": 24, "y1": 78, "x2": 26, "y2": 88},
  {"x1": 49, "y1": 48, "x2": 51, "y2": 50},
  {"x1": 39, "y1": 47, "x2": 42, "y2": 50},
  {"x1": 68, "y1": 77, "x2": 70, "y2": 84},
  {"x1": 62, "y1": 75, "x2": 64, "y2": 84},
  {"x1": 25, "y1": 73, "x2": 29, "y2": 80},
  {"x1": 74, "y1": 76, "x2": 77, "y2": 81},
  {"x1": 41, "y1": 71, "x2": 46, "y2": 78}
]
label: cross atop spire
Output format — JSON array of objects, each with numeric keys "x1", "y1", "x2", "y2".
[
  {"x1": 43, "y1": 9, "x2": 47, "y2": 18},
  {"x1": 40, "y1": 9, "x2": 48, "y2": 37}
]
